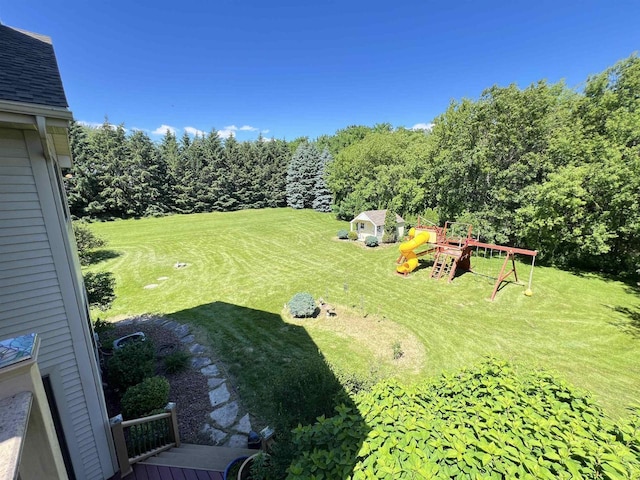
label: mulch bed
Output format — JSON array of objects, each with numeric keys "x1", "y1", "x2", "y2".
[{"x1": 99, "y1": 321, "x2": 211, "y2": 444}]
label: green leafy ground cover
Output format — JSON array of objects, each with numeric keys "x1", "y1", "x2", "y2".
[
  {"x1": 87, "y1": 208, "x2": 639, "y2": 422},
  {"x1": 289, "y1": 359, "x2": 640, "y2": 479}
]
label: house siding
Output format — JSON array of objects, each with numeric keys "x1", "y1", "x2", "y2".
[{"x1": 0, "y1": 128, "x2": 109, "y2": 480}]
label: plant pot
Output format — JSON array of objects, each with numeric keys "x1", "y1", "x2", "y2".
[
  {"x1": 112, "y1": 331, "x2": 146, "y2": 350},
  {"x1": 237, "y1": 452, "x2": 269, "y2": 480},
  {"x1": 223, "y1": 456, "x2": 248, "y2": 480}
]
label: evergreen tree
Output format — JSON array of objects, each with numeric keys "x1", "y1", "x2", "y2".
[
  {"x1": 312, "y1": 148, "x2": 333, "y2": 212},
  {"x1": 88, "y1": 120, "x2": 131, "y2": 218},
  {"x1": 263, "y1": 139, "x2": 290, "y2": 207},
  {"x1": 383, "y1": 205, "x2": 398, "y2": 243},
  {"x1": 158, "y1": 130, "x2": 180, "y2": 212},
  {"x1": 201, "y1": 130, "x2": 231, "y2": 211},
  {"x1": 172, "y1": 133, "x2": 197, "y2": 213},
  {"x1": 286, "y1": 143, "x2": 321, "y2": 209},
  {"x1": 66, "y1": 121, "x2": 98, "y2": 218},
  {"x1": 127, "y1": 130, "x2": 169, "y2": 216}
]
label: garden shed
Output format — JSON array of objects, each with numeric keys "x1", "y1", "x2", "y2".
[{"x1": 350, "y1": 209, "x2": 405, "y2": 241}]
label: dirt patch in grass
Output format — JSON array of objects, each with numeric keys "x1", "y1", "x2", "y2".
[{"x1": 284, "y1": 305, "x2": 426, "y2": 376}]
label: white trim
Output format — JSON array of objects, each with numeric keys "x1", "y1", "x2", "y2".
[{"x1": 0, "y1": 99, "x2": 73, "y2": 121}]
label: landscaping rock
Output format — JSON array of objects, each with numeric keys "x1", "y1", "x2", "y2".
[
  {"x1": 191, "y1": 357, "x2": 212, "y2": 369},
  {"x1": 174, "y1": 324, "x2": 191, "y2": 338},
  {"x1": 201, "y1": 424, "x2": 227, "y2": 445},
  {"x1": 209, "y1": 384, "x2": 230, "y2": 407},
  {"x1": 180, "y1": 334, "x2": 196, "y2": 344},
  {"x1": 207, "y1": 377, "x2": 225, "y2": 388},
  {"x1": 163, "y1": 321, "x2": 179, "y2": 330},
  {"x1": 234, "y1": 414, "x2": 252, "y2": 434},
  {"x1": 200, "y1": 365, "x2": 219, "y2": 377},
  {"x1": 210, "y1": 401, "x2": 238, "y2": 428},
  {"x1": 189, "y1": 343, "x2": 207, "y2": 355}
]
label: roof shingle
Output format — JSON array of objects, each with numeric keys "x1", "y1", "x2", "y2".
[
  {"x1": 352, "y1": 209, "x2": 404, "y2": 226},
  {"x1": 0, "y1": 24, "x2": 68, "y2": 108}
]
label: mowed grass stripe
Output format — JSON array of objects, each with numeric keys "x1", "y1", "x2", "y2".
[{"x1": 89, "y1": 208, "x2": 639, "y2": 420}]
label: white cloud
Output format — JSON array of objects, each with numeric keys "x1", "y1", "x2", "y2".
[
  {"x1": 77, "y1": 120, "x2": 103, "y2": 128},
  {"x1": 152, "y1": 124, "x2": 177, "y2": 135},
  {"x1": 261, "y1": 129, "x2": 270, "y2": 135},
  {"x1": 411, "y1": 122, "x2": 434, "y2": 132},
  {"x1": 217, "y1": 128, "x2": 236, "y2": 139},
  {"x1": 259, "y1": 136, "x2": 275, "y2": 142},
  {"x1": 77, "y1": 120, "x2": 127, "y2": 132},
  {"x1": 184, "y1": 126, "x2": 206, "y2": 137},
  {"x1": 239, "y1": 125, "x2": 258, "y2": 131}
]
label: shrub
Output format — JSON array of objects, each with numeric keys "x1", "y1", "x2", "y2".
[
  {"x1": 332, "y1": 367, "x2": 380, "y2": 397},
  {"x1": 121, "y1": 376, "x2": 170, "y2": 419},
  {"x1": 364, "y1": 235, "x2": 378, "y2": 247},
  {"x1": 84, "y1": 271, "x2": 116, "y2": 310},
  {"x1": 92, "y1": 317, "x2": 114, "y2": 335},
  {"x1": 73, "y1": 223, "x2": 106, "y2": 266},
  {"x1": 163, "y1": 350, "x2": 190, "y2": 374},
  {"x1": 287, "y1": 359, "x2": 640, "y2": 479},
  {"x1": 107, "y1": 339, "x2": 155, "y2": 392},
  {"x1": 381, "y1": 232, "x2": 396, "y2": 244},
  {"x1": 271, "y1": 357, "x2": 344, "y2": 431},
  {"x1": 347, "y1": 231, "x2": 358, "y2": 241},
  {"x1": 337, "y1": 229, "x2": 349, "y2": 240},
  {"x1": 288, "y1": 293, "x2": 316, "y2": 318}
]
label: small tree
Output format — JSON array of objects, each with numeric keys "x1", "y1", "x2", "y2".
[
  {"x1": 73, "y1": 223, "x2": 106, "y2": 265},
  {"x1": 383, "y1": 207, "x2": 398, "y2": 243},
  {"x1": 84, "y1": 272, "x2": 115, "y2": 310}
]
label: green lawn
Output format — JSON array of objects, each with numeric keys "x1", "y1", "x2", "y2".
[{"x1": 88, "y1": 208, "x2": 639, "y2": 421}]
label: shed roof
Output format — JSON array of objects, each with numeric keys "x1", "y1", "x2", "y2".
[
  {"x1": 351, "y1": 209, "x2": 405, "y2": 226},
  {"x1": 0, "y1": 24, "x2": 68, "y2": 108}
]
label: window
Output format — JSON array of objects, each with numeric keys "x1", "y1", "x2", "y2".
[{"x1": 360, "y1": 223, "x2": 365, "y2": 229}]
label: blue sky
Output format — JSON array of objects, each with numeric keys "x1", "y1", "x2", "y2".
[{"x1": 1, "y1": 1, "x2": 638, "y2": 141}]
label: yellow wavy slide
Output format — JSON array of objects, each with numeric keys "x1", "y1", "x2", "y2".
[{"x1": 396, "y1": 229, "x2": 436, "y2": 274}]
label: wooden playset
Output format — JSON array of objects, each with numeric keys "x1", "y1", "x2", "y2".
[{"x1": 396, "y1": 219, "x2": 537, "y2": 301}]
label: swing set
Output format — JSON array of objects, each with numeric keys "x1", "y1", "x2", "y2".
[{"x1": 396, "y1": 218, "x2": 537, "y2": 301}]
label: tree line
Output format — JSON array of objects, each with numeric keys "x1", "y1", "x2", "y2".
[
  {"x1": 66, "y1": 125, "x2": 294, "y2": 217},
  {"x1": 65, "y1": 54, "x2": 639, "y2": 274}
]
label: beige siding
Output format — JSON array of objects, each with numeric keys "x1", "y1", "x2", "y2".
[{"x1": 0, "y1": 128, "x2": 107, "y2": 480}]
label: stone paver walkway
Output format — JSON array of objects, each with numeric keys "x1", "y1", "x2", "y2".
[{"x1": 122, "y1": 316, "x2": 254, "y2": 448}]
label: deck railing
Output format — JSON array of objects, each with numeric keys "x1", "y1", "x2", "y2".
[{"x1": 110, "y1": 402, "x2": 180, "y2": 477}]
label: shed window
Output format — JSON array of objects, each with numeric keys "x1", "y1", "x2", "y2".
[{"x1": 360, "y1": 223, "x2": 365, "y2": 229}]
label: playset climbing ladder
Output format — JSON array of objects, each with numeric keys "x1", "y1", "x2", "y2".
[{"x1": 430, "y1": 251, "x2": 454, "y2": 280}]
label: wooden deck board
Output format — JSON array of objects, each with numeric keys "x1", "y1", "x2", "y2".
[{"x1": 127, "y1": 464, "x2": 223, "y2": 480}]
